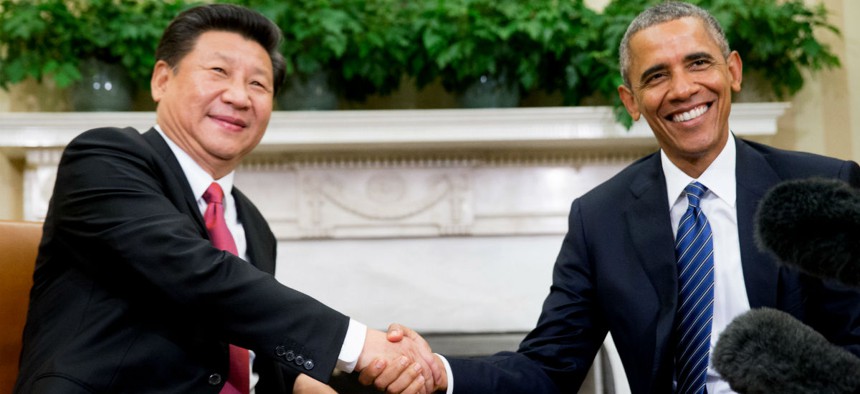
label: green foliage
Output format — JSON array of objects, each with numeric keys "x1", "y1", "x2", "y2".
[
  {"x1": 336, "y1": 1, "x2": 416, "y2": 100},
  {"x1": 237, "y1": 0, "x2": 413, "y2": 100},
  {"x1": 0, "y1": 0, "x2": 191, "y2": 91},
  {"x1": 0, "y1": 0, "x2": 844, "y2": 113},
  {"x1": 408, "y1": 0, "x2": 600, "y2": 98},
  {"x1": 0, "y1": 0, "x2": 80, "y2": 89},
  {"x1": 697, "y1": 0, "x2": 841, "y2": 99}
]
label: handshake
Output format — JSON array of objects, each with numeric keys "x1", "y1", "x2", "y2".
[
  {"x1": 297, "y1": 323, "x2": 447, "y2": 394},
  {"x1": 355, "y1": 323, "x2": 447, "y2": 394}
]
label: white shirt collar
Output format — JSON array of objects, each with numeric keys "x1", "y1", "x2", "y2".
[
  {"x1": 662, "y1": 133, "x2": 737, "y2": 208},
  {"x1": 153, "y1": 124, "x2": 235, "y2": 201}
]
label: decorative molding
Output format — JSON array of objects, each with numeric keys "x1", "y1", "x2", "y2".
[{"x1": 0, "y1": 103, "x2": 788, "y2": 157}]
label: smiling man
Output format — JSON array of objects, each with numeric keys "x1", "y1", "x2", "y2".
[
  {"x1": 13, "y1": 4, "x2": 438, "y2": 394},
  {"x1": 362, "y1": 2, "x2": 860, "y2": 394}
]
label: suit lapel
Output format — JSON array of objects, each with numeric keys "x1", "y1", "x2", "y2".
[
  {"x1": 141, "y1": 129, "x2": 207, "y2": 233},
  {"x1": 624, "y1": 154, "x2": 679, "y2": 377},
  {"x1": 234, "y1": 189, "x2": 276, "y2": 275},
  {"x1": 627, "y1": 156, "x2": 677, "y2": 310},
  {"x1": 734, "y1": 138, "x2": 781, "y2": 308}
]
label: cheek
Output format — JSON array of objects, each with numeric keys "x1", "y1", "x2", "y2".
[{"x1": 638, "y1": 92, "x2": 664, "y2": 116}]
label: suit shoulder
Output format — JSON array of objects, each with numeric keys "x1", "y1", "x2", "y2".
[
  {"x1": 67, "y1": 127, "x2": 149, "y2": 152},
  {"x1": 742, "y1": 139, "x2": 859, "y2": 178},
  {"x1": 579, "y1": 151, "x2": 660, "y2": 201}
]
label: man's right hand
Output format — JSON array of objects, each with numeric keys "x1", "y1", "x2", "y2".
[
  {"x1": 356, "y1": 327, "x2": 442, "y2": 393},
  {"x1": 358, "y1": 323, "x2": 448, "y2": 393}
]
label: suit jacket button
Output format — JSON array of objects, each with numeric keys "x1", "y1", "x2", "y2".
[
  {"x1": 208, "y1": 373, "x2": 222, "y2": 385},
  {"x1": 285, "y1": 351, "x2": 295, "y2": 361},
  {"x1": 294, "y1": 355, "x2": 305, "y2": 366},
  {"x1": 275, "y1": 346, "x2": 286, "y2": 357},
  {"x1": 303, "y1": 360, "x2": 315, "y2": 370}
]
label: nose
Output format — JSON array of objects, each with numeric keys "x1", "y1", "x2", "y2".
[
  {"x1": 667, "y1": 70, "x2": 700, "y2": 101},
  {"x1": 221, "y1": 78, "x2": 251, "y2": 109}
]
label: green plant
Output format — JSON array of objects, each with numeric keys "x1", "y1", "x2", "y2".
[
  {"x1": 336, "y1": 0, "x2": 416, "y2": 101},
  {"x1": 532, "y1": 0, "x2": 608, "y2": 106},
  {"x1": 0, "y1": 0, "x2": 191, "y2": 92},
  {"x1": 699, "y1": 0, "x2": 840, "y2": 99},
  {"x1": 408, "y1": 0, "x2": 540, "y2": 95},
  {"x1": 239, "y1": 0, "x2": 415, "y2": 102}
]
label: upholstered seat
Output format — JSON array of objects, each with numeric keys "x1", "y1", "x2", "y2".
[{"x1": 0, "y1": 221, "x2": 41, "y2": 393}]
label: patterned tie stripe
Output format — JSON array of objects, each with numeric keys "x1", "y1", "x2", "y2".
[
  {"x1": 203, "y1": 183, "x2": 250, "y2": 394},
  {"x1": 674, "y1": 181, "x2": 714, "y2": 394}
]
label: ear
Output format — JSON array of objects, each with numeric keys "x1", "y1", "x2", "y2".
[
  {"x1": 150, "y1": 60, "x2": 171, "y2": 103},
  {"x1": 727, "y1": 50, "x2": 743, "y2": 93},
  {"x1": 618, "y1": 85, "x2": 641, "y2": 121}
]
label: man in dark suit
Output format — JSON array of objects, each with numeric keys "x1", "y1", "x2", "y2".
[
  {"x1": 14, "y1": 4, "x2": 437, "y2": 394},
  {"x1": 363, "y1": 2, "x2": 860, "y2": 393}
]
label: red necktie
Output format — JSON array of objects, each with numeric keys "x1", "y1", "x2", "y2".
[{"x1": 203, "y1": 182, "x2": 250, "y2": 394}]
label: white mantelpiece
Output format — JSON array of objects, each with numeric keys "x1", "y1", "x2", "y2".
[
  {"x1": 0, "y1": 105, "x2": 787, "y2": 329},
  {"x1": 0, "y1": 103, "x2": 787, "y2": 154}
]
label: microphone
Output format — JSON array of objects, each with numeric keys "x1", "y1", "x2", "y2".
[
  {"x1": 755, "y1": 178, "x2": 860, "y2": 286},
  {"x1": 712, "y1": 308, "x2": 860, "y2": 394}
]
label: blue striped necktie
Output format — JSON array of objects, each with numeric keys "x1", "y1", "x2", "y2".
[{"x1": 674, "y1": 181, "x2": 714, "y2": 394}]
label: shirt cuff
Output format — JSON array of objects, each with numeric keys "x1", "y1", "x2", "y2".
[
  {"x1": 335, "y1": 319, "x2": 367, "y2": 373},
  {"x1": 437, "y1": 354, "x2": 454, "y2": 394}
]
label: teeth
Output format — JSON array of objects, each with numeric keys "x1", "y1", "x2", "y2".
[{"x1": 672, "y1": 105, "x2": 708, "y2": 122}]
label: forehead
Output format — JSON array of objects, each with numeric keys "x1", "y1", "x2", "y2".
[
  {"x1": 189, "y1": 30, "x2": 265, "y2": 57},
  {"x1": 628, "y1": 17, "x2": 722, "y2": 69},
  {"x1": 186, "y1": 30, "x2": 273, "y2": 74}
]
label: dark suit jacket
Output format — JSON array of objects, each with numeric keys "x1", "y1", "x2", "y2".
[
  {"x1": 448, "y1": 137, "x2": 860, "y2": 394},
  {"x1": 15, "y1": 128, "x2": 350, "y2": 394}
]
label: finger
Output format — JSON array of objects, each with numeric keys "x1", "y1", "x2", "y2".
[
  {"x1": 357, "y1": 358, "x2": 386, "y2": 386},
  {"x1": 401, "y1": 333, "x2": 441, "y2": 386},
  {"x1": 416, "y1": 356, "x2": 435, "y2": 393},
  {"x1": 384, "y1": 362, "x2": 424, "y2": 394},
  {"x1": 428, "y1": 354, "x2": 444, "y2": 388},
  {"x1": 386, "y1": 323, "x2": 404, "y2": 342},
  {"x1": 394, "y1": 374, "x2": 426, "y2": 394},
  {"x1": 373, "y1": 356, "x2": 414, "y2": 391}
]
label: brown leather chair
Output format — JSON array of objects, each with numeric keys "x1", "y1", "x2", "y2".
[{"x1": 0, "y1": 221, "x2": 41, "y2": 394}]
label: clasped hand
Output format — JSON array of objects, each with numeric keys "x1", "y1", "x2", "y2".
[{"x1": 357, "y1": 324, "x2": 448, "y2": 394}]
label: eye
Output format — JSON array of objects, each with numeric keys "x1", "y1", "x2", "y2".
[
  {"x1": 689, "y1": 58, "x2": 712, "y2": 70},
  {"x1": 643, "y1": 72, "x2": 667, "y2": 85},
  {"x1": 250, "y1": 80, "x2": 271, "y2": 93},
  {"x1": 211, "y1": 67, "x2": 227, "y2": 75}
]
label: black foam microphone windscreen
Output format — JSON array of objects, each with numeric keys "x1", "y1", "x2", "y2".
[
  {"x1": 713, "y1": 308, "x2": 860, "y2": 394},
  {"x1": 755, "y1": 178, "x2": 860, "y2": 286}
]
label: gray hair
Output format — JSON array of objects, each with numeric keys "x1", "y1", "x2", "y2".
[{"x1": 619, "y1": 1, "x2": 730, "y2": 88}]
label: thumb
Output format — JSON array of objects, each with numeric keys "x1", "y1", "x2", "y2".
[{"x1": 386, "y1": 323, "x2": 405, "y2": 343}]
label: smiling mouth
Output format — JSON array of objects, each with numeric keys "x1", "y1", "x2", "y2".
[
  {"x1": 210, "y1": 115, "x2": 247, "y2": 129},
  {"x1": 669, "y1": 103, "x2": 711, "y2": 123}
]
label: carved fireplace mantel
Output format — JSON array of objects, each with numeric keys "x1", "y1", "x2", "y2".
[{"x1": 1, "y1": 103, "x2": 786, "y2": 154}]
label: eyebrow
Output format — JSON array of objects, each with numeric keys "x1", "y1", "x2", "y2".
[{"x1": 637, "y1": 51, "x2": 717, "y2": 85}]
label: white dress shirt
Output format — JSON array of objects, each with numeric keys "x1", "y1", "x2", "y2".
[
  {"x1": 155, "y1": 126, "x2": 366, "y2": 392},
  {"x1": 663, "y1": 133, "x2": 749, "y2": 394}
]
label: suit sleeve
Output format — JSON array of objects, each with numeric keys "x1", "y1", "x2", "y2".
[
  {"x1": 447, "y1": 198, "x2": 605, "y2": 393},
  {"x1": 51, "y1": 128, "x2": 349, "y2": 382}
]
